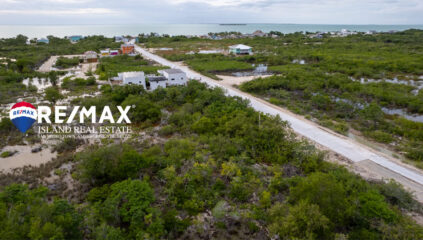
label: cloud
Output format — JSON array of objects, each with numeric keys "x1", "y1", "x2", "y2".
[
  {"x1": 0, "y1": 0, "x2": 92, "y2": 3},
  {"x1": 0, "y1": 8, "x2": 119, "y2": 15},
  {"x1": 0, "y1": 0, "x2": 421, "y2": 24},
  {"x1": 171, "y1": 0, "x2": 260, "y2": 7}
]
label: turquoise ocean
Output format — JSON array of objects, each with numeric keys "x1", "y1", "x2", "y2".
[{"x1": 1, "y1": 23, "x2": 423, "y2": 38}]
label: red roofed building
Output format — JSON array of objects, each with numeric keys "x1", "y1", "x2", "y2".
[{"x1": 121, "y1": 44, "x2": 135, "y2": 55}]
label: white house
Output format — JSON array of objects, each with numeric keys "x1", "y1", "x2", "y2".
[
  {"x1": 115, "y1": 36, "x2": 129, "y2": 43},
  {"x1": 121, "y1": 72, "x2": 146, "y2": 89},
  {"x1": 229, "y1": 44, "x2": 253, "y2": 55},
  {"x1": 158, "y1": 69, "x2": 188, "y2": 86},
  {"x1": 148, "y1": 75, "x2": 167, "y2": 91}
]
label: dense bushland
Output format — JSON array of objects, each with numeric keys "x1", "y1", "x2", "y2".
[{"x1": 1, "y1": 81, "x2": 422, "y2": 239}]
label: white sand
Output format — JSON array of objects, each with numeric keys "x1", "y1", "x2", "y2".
[{"x1": 0, "y1": 145, "x2": 57, "y2": 172}]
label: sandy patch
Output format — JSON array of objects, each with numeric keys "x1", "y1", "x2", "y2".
[
  {"x1": 0, "y1": 145, "x2": 57, "y2": 172},
  {"x1": 75, "y1": 62, "x2": 98, "y2": 79}
]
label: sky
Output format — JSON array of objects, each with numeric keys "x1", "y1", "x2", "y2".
[{"x1": 0, "y1": 0, "x2": 422, "y2": 25}]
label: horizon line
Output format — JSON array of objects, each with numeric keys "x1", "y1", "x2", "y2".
[{"x1": 1, "y1": 23, "x2": 423, "y2": 26}]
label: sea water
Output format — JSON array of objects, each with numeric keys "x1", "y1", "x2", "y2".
[{"x1": 1, "y1": 23, "x2": 422, "y2": 38}]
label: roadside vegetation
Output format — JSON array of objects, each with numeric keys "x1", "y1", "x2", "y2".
[
  {"x1": 1, "y1": 81, "x2": 423, "y2": 239},
  {"x1": 140, "y1": 29, "x2": 423, "y2": 165}
]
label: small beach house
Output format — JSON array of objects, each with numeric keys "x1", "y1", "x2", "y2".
[
  {"x1": 229, "y1": 44, "x2": 253, "y2": 55},
  {"x1": 115, "y1": 36, "x2": 129, "y2": 43},
  {"x1": 117, "y1": 69, "x2": 188, "y2": 91},
  {"x1": 148, "y1": 75, "x2": 168, "y2": 91},
  {"x1": 158, "y1": 69, "x2": 188, "y2": 86},
  {"x1": 100, "y1": 49, "x2": 110, "y2": 57},
  {"x1": 37, "y1": 38, "x2": 49, "y2": 44},
  {"x1": 67, "y1": 35, "x2": 84, "y2": 43},
  {"x1": 110, "y1": 50, "x2": 119, "y2": 56},
  {"x1": 252, "y1": 30, "x2": 266, "y2": 37},
  {"x1": 121, "y1": 72, "x2": 146, "y2": 89},
  {"x1": 121, "y1": 44, "x2": 135, "y2": 55},
  {"x1": 83, "y1": 51, "x2": 98, "y2": 63}
]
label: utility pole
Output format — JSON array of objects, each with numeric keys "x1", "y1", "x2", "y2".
[
  {"x1": 259, "y1": 113, "x2": 261, "y2": 129},
  {"x1": 108, "y1": 70, "x2": 113, "y2": 89}
]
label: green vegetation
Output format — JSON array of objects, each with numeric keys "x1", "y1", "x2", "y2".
[
  {"x1": 0, "y1": 35, "x2": 119, "y2": 70},
  {"x1": 164, "y1": 53, "x2": 254, "y2": 79},
  {"x1": 0, "y1": 118, "x2": 39, "y2": 148},
  {"x1": 0, "y1": 184, "x2": 82, "y2": 240},
  {"x1": 141, "y1": 30, "x2": 423, "y2": 164},
  {"x1": 0, "y1": 151, "x2": 13, "y2": 158},
  {"x1": 54, "y1": 57, "x2": 80, "y2": 69},
  {"x1": 0, "y1": 31, "x2": 423, "y2": 239},
  {"x1": 1, "y1": 81, "x2": 422, "y2": 239},
  {"x1": 239, "y1": 64, "x2": 423, "y2": 163},
  {"x1": 0, "y1": 35, "x2": 119, "y2": 103},
  {"x1": 96, "y1": 55, "x2": 167, "y2": 80},
  {"x1": 61, "y1": 76, "x2": 96, "y2": 91},
  {"x1": 44, "y1": 87, "x2": 64, "y2": 104}
]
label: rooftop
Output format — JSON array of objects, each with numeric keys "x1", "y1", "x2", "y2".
[
  {"x1": 84, "y1": 51, "x2": 97, "y2": 55},
  {"x1": 148, "y1": 76, "x2": 167, "y2": 82},
  {"x1": 122, "y1": 71, "x2": 145, "y2": 78},
  {"x1": 229, "y1": 44, "x2": 252, "y2": 50},
  {"x1": 160, "y1": 69, "x2": 185, "y2": 74}
]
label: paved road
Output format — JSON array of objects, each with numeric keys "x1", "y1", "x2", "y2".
[{"x1": 134, "y1": 44, "x2": 423, "y2": 189}]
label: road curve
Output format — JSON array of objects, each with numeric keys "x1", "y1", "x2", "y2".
[{"x1": 134, "y1": 45, "x2": 423, "y2": 186}]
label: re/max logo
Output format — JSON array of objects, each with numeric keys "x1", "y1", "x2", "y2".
[
  {"x1": 37, "y1": 106, "x2": 131, "y2": 124},
  {"x1": 13, "y1": 110, "x2": 36, "y2": 116}
]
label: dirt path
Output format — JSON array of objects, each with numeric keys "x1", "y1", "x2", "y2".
[{"x1": 38, "y1": 55, "x2": 83, "y2": 73}]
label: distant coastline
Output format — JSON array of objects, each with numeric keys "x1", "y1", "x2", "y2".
[
  {"x1": 219, "y1": 24, "x2": 247, "y2": 26},
  {"x1": 1, "y1": 23, "x2": 422, "y2": 38}
]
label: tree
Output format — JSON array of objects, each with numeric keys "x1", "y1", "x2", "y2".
[
  {"x1": 0, "y1": 184, "x2": 82, "y2": 240},
  {"x1": 45, "y1": 87, "x2": 64, "y2": 104},
  {"x1": 98, "y1": 179, "x2": 165, "y2": 238},
  {"x1": 76, "y1": 144, "x2": 146, "y2": 186},
  {"x1": 49, "y1": 71, "x2": 58, "y2": 86},
  {"x1": 102, "y1": 179, "x2": 155, "y2": 225},
  {"x1": 289, "y1": 172, "x2": 349, "y2": 222},
  {"x1": 122, "y1": 95, "x2": 161, "y2": 123},
  {"x1": 360, "y1": 102, "x2": 384, "y2": 128},
  {"x1": 269, "y1": 201, "x2": 330, "y2": 239},
  {"x1": 0, "y1": 118, "x2": 16, "y2": 134}
]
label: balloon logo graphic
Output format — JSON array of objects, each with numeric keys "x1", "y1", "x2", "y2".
[{"x1": 9, "y1": 102, "x2": 37, "y2": 133}]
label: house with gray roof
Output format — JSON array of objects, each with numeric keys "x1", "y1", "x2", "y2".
[{"x1": 158, "y1": 69, "x2": 188, "y2": 86}]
